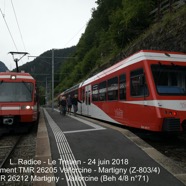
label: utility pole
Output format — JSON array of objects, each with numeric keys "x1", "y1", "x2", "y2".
[
  {"x1": 45, "y1": 77, "x2": 48, "y2": 106},
  {"x1": 28, "y1": 51, "x2": 76, "y2": 111},
  {"x1": 52, "y1": 49, "x2": 54, "y2": 111}
]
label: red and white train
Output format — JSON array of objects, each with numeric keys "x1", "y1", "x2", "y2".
[
  {"x1": 0, "y1": 71, "x2": 39, "y2": 131},
  {"x1": 62, "y1": 50, "x2": 186, "y2": 132}
]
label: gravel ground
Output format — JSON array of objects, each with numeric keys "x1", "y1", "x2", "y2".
[
  {"x1": 0, "y1": 125, "x2": 38, "y2": 186},
  {"x1": 144, "y1": 133, "x2": 186, "y2": 172}
]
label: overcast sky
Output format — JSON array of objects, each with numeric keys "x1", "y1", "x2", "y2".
[{"x1": 0, "y1": 0, "x2": 97, "y2": 70}]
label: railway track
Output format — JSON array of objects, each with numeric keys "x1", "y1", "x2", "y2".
[
  {"x1": 0, "y1": 135, "x2": 22, "y2": 169},
  {"x1": 144, "y1": 132, "x2": 186, "y2": 171},
  {"x1": 126, "y1": 126, "x2": 186, "y2": 172},
  {"x1": 0, "y1": 126, "x2": 37, "y2": 186}
]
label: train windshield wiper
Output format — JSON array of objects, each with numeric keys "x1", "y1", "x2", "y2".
[{"x1": 22, "y1": 81, "x2": 32, "y2": 95}]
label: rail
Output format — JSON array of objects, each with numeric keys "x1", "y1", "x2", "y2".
[{"x1": 0, "y1": 135, "x2": 22, "y2": 168}]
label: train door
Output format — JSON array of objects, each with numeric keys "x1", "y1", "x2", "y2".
[{"x1": 85, "y1": 85, "x2": 91, "y2": 116}]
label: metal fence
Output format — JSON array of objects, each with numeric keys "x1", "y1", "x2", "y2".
[{"x1": 150, "y1": 0, "x2": 186, "y2": 21}]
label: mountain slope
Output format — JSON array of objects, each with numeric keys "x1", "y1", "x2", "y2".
[
  {"x1": 18, "y1": 46, "x2": 76, "y2": 87},
  {"x1": 0, "y1": 61, "x2": 9, "y2": 72}
]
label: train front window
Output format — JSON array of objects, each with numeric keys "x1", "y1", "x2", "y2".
[
  {"x1": 0, "y1": 82, "x2": 33, "y2": 102},
  {"x1": 151, "y1": 64, "x2": 186, "y2": 95}
]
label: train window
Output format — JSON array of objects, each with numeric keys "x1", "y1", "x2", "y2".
[
  {"x1": 92, "y1": 84, "x2": 98, "y2": 101},
  {"x1": 151, "y1": 64, "x2": 186, "y2": 95},
  {"x1": 119, "y1": 74, "x2": 126, "y2": 100},
  {"x1": 108, "y1": 77, "x2": 118, "y2": 100},
  {"x1": 99, "y1": 81, "x2": 106, "y2": 101},
  {"x1": 130, "y1": 69, "x2": 149, "y2": 97}
]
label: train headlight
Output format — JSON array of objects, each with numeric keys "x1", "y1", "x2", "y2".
[
  {"x1": 172, "y1": 111, "x2": 177, "y2": 116},
  {"x1": 165, "y1": 110, "x2": 177, "y2": 117},
  {"x1": 25, "y1": 105, "x2": 31, "y2": 109},
  {"x1": 169, "y1": 111, "x2": 177, "y2": 116},
  {"x1": 21, "y1": 105, "x2": 32, "y2": 110},
  {"x1": 10, "y1": 75, "x2": 16, "y2": 80}
]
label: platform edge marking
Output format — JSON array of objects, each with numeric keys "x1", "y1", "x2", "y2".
[
  {"x1": 63, "y1": 128, "x2": 106, "y2": 134},
  {"x1": 44, "y1": 109, "x2": 87, "y2": 186}
]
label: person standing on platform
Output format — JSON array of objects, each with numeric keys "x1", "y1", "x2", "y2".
[
  {"x1": 59, "y1": 95, "x2": 67, "y2": 116},
  {"x1": 72, "y1": 94, "x2": 81, "y2": 116},
  {"x1": 67, "y1": 94, "x2": 72, "y2": 114}
]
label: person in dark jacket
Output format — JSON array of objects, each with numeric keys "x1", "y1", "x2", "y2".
[
  {"x1": 59, "y1": 95, "x2": 67, "y2": 115},
  {"x1": 66, "y1": 94, "x2": 72, "y2": 114},
  {"x1": 71, "y1": 94, "x2": 81, "y2": 116}
]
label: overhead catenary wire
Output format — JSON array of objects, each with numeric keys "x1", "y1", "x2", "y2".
[
  {"x1": 10, "y1": 0, "x2": 27, "y2": 52},
  {"x1": 64, "y1": 23, "x2": 87, "y2": 47},
  {"x1": 3, "y1": 0, "x2": 6, "y2": 15},
  {"x1": 0, "y1": 8, "x2": 18, "y2": 51}
]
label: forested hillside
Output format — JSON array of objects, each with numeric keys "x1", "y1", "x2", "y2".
[{"x1": 56, "y1": 0, "x2": 186, "y2": 95}]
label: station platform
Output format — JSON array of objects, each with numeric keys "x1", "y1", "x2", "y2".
[{"x1": 34, "y1": 108, "x2": 186, "y2": 186}]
